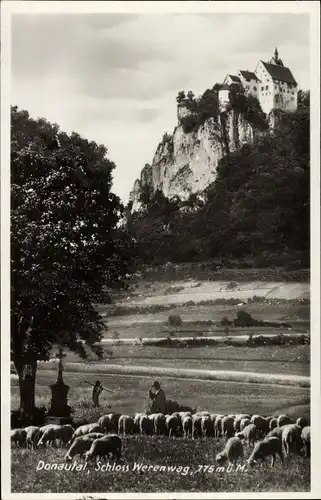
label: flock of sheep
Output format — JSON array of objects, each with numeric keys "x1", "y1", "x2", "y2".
[{"x1": 11, "y1": 410, "x2": 311, "y2": 467}]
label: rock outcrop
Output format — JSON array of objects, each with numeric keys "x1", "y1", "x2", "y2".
[{"x1": 129, "y1": 103, "x2": 264, "y2": 212}]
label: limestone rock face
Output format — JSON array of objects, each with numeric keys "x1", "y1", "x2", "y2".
[{"x1": 129, "y1": 107, "x2": 263, "y2": 211}]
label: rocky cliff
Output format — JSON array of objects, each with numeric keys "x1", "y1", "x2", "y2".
[{"x1": 129, "y1": 104, "x2": 264, "y2": 211}]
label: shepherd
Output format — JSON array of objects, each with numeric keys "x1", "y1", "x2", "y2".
[
  {"x1": 92, "y1": 380, "x2": 103, "y2": 407},
  {"x1": 84, "y1": 380, "x2": 116, "y2": 408},
  {"x1": 149, "y1": 381, "x2": 167, "y2": 414}
]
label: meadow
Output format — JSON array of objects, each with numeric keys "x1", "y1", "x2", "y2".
[{"x1": 11, "y1": 435, "x2": 310, "y2": 493}]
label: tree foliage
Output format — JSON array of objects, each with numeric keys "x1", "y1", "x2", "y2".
[{"x1": 11, "y1": 106, "x2": 131, "y2": 415}]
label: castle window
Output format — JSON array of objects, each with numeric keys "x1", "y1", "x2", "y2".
[
  {"x1": 261, "y1": 86, "x2": 264, "y2": 91},
  {"x1": 292, "y1": 91, "x2": 295, "y2": 95},
  {"x1": 253, "y1": 86, "x2": 257, "y2": 91},
  {"x1": 291, "y1": 97, "x2": 294, "y2": 101},
  {"x1": 265, "y1": 85, "x2": 268, "y2": 90}
]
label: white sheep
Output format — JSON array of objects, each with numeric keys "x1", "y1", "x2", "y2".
[
  {"x1": 221, "y1": 416, "x2": 235, "y2": 439},
  {"x1": 134, "y1": 413, "x2": 147, "y2": 428},
  {"x1": 25, "y1": 426, "x2": 41, "y2": 449},
  {"x1": 234, "y1": 414, "x2": 251, "y2": 432},
  {"x1": 107, "y1": 413, "x2": 122, "y2": 433},
  {"x1": 154, "y1": 413, "x2": 166, "y2": 435},
  {"x1": 269, "y1": 418, "x2": 278, "y2": 431},
  {"x1": 214, "y1": 415, "x2": 224, "y2": 437},
  {"x1": 69, "y1": 423, "x2": 105, "y2": 444},
  {"x1": 216, "y1": 437, "x2": 244, "y2": 466},
  {"x1": 139, "y1": 415, "x2": 154, "y2": 435},
  {"x1": 37, "y1": 424, "x2": 62, "y2": 447},
  {"x1": 277, "y1": 414, "x2": 294, "y2": 427},
  {"x1": 266, "y1": 425, "x2": 286, "y2": 440},
  {"x1": 248, "y1": 437, "x2": 284, "y2": 467},
  {"x1": 166, "y1": 414, "x2": 181, "y2": 437},
  {"x1": 296, "y1": 416, "x2": 309, "y2": 429},
  {"x1": 235, "y1": 424, "x2": 258, "y2": 447},
  {"x1": 282, "y1": 424, "x2": 303, "y2": 456},
  {"x1": 201, "y1": 415, "x2": 214, "y2": 437},
  {"x1": 192, "y1": 414, "x2": 202, "y2": 439},
  {"x1": 251, "y1": 414, "x2": 269, "y2": 437},
  {"x1": 118, "y1": 415, "x2": 135, "y2": 436},
  {"x1": 182, "y1": 415, "x2": 193, "y2": 439},
  {"x1": 301, "y1": 426, "x2": 310, "y2": 457},
  {"x1": 11, "y1": 428, "x2": 27, "y2": 447},
  {"x1": 98, "y1": 415, "x2": 111, "y2": 431},
  {"x1": 240, "y1": 418, "x2": 251, "y2": 432},
  {"x1": 64, "y1": 433, "x2": 105, "y2": 461},
  {"x1": 84, "y1": 435, "x2": 122, "y2": 462}
]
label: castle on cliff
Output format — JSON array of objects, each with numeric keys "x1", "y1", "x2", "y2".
[{"x1": 219, "y1": 48, "x2": 298, "y2": 114}]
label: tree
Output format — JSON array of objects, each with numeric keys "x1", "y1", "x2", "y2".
[
  {"x1": 11, "y1": 106, "x2": 131, "y2": 418},
  {"x1": 168, "y1": 314, "x2": 183, "y2": 338},
  {"x1": 176, "y1": 91, "x2": 186, "y2": 104}
]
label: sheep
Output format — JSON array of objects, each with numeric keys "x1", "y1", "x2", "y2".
[
  {"x1": 210, "y1": 413, "x2": 217, "y2": 424},
  {"x1": 296, "y1": 416, "x2": 309, "y2": 429},
  {"x1": 166, "y1": 414, "x2": 181, "y2": 438},
  {"x1": 134, "y1": 413, "x2": 146, "y2": 427},
  {"x1": 64, "y1": 433, "x2": 105, "y2": 461},
  {"x1": 84, "y1": 435, "x2": 122, "y2": 462},
  {"x1": 235, "y1": 424, "x2": 258, "y2": 448},
  {"x1": 251, "y1": 415, "x2": 269, "y2": 437},
  {"x1": 221, "y1": 416, "x2": 235, "y2": 439},
  {"x1": 11, "y1": 428, "x2": 27, "y2": 447},
  {"x1": 265, "y1": 416, "x2": 274, "y2": 426},
  {"x1": 201, "y1": 415, "x2": 214, "y2": 437},
  {"x1": 277, "y1": 415, "x2": 294, "y2": 428},
  {"x1": 269, "y1": 418, "x2": 278, "y2": 431},
  {"x1": 301, "y1": 426, "x2": 310, "y2": 457},
  {"x1": 248, "y1": 437, "x2": 284, "y2": 467},
  {"x1": 118, "y1": 415, "x2": 135, "y2": 436},
  {"x1": 179, "y1": 411, "x2": 191, "y2": 419},
  {"x1": 154, "y1": 413, "x2": 166, "y2": 435},
  {"x1": 69, "y1": 423, "x2": 105, "y2": 444},
  {"x1": 58, "y1": 425, "x2": 75, "y2": 446},
  {"x1": 240, "y1": 418, "x2": 251, "y2": 432},
  {"x1": 234, "y1": 414, "x2": 251, "y2": 432},
  {"x1": 139, "y1": 415, "x2": 154, "y2": 436},
  {"x1": 182, "y1": 415, "x2": 193, "y2": 439},
  {"x1": 282, "y1": 424, "x2": 303, "y2": 456},
  {"x1": 192, "y1": 415, "x2": 202, "y2": 439},
  {"x1": 107, "y1": 413, "x2": 122, "y2": 433},
  {"x1": 266, "y1": 426, "x2": 286, "y2": 440},
  {"x1": 37, "y1": 425, "x2": 63, "y2": 447},
  {"x1": 25, "y1": 426, "x2": 41, "y2": 449},
  {"x1": 216, "y1": 437, "x2": 244, "y2": 466},
  {"x1": 214, "y1": 415, "x2": 224, "y2": 437},
  {"x1": 98, "y1": 415, "x2": 111, "y2": 431}
]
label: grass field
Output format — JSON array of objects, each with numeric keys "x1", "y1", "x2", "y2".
[
  {"x1": 11, "y1": 436, "x2": 310, "y2": 493},
  {"x1": 44, "y1": 343, "x2": 310, "y2": 377}
]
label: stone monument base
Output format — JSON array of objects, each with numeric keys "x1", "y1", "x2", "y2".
[{"x1": 44, "y1": 415, "x2": 73, "y2": 426}]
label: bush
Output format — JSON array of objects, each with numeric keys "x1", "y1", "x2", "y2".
[{"x1": 168, "y1": 315, "x2": 183, "y2": 327}]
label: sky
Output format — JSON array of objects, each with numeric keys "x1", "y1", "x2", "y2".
[{"x1": 11, "y1": 13, "x2": 310, "y2": 202}]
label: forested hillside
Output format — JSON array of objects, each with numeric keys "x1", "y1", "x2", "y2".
[{"x1": 125, "y1": 91, "x2": 310, "y2": 269}]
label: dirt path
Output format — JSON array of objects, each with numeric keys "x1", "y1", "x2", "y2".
[{"x1": 37, "y1": 361, "x2": 310, "y2": 388}]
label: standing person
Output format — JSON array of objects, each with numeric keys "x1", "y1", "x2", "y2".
[
  {"x1": 92, "y1": 380, "x2": 103, "y2": 408},
  {"x1": 149, "y1": 381, "x2": 167, "y2": 414}
]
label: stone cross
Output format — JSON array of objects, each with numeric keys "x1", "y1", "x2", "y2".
[{"x1": 55, "y1": 347, "x2": 66, "y2": 384}]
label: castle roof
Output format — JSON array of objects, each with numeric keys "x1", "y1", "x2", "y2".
[
  {"x1": 261, "y1": 61, "x2": 297, "y2": 85},
  {"x1": 239, "y1": 70, "x2": 260, "y2": 81},
  {"x1": 228, "y1": 74, "x2": 241, "y2": 83}
]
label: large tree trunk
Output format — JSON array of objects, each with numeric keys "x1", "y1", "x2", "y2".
[{"x1": 14, "y1": 360, "x2": 37, "y2": 419}]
